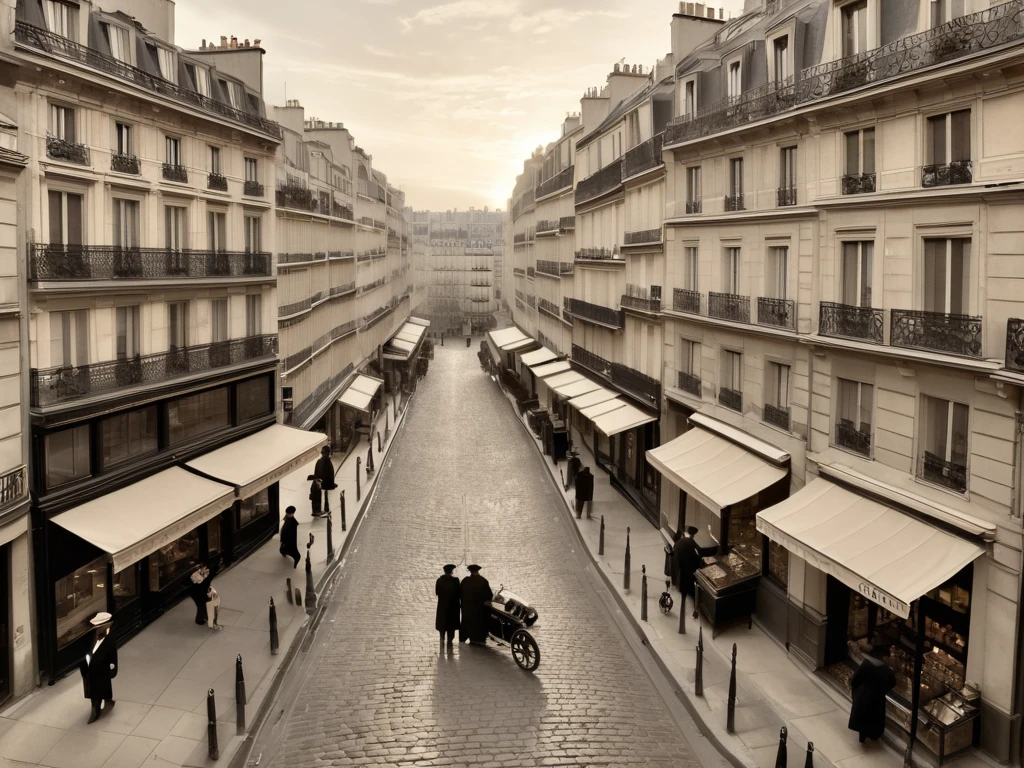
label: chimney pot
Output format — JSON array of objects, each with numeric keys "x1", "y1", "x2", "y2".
[
  {"x1": 201, "y1": 38, "x2": 206, "y2": 48},
  {"x1": 220, "y1": 35, "x2": 227, "y2": 46},
  {"x1": 719, "y1": 7, "x2": 724, "y2": 18},
  {"x1": 707, "y1": 6, "x2": 714, "y2": 17},
  {"x1": 254, "y1": 39, "x2": 261, "y2": 47},
  {"x1": 244, "y1": 38, "x2": 250, "y2": 47}
]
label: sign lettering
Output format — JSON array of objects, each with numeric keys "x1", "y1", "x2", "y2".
[{"x1": 857, "y1": 582, "x2": 909, "y2": 616}]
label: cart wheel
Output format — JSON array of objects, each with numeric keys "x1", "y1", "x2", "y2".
[
  {"x1": 659, "y1": 592, "x2": 673, "y2": 614},
  {"x1": 511, "y1": 629, "x2": 540, "y2": 672}
]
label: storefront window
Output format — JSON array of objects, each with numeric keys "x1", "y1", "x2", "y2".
[
  {"x1": 207, "y1": 517, "x2": 222, "y2": 555},
  {"x1": 112, "y1": 566, "x2": 137, "y2": 609},
  {"x1": 101, "y1": 405, "x2": 158, "y2": 468},
  {"x1": 148, "y1": 530, "x2": 200, "y2": 590},
  {"x1": 168, "y1": 387, "x2": 230, "y2": 444},
  {"x1": 726, "y1": 496, "x2": 761, "y2": 569},
  {"x1": 238, "y1": 488, "x2": 271, "y2": 528},
  {"x1": 45, "y1": 425, "x2": 92, "y2": 490},
  {"x1": 767, "y1": 540, "x2": 789, "y2": 588},
  {"x1": 55, "y1": 556, "x2": 107, "y2": 649},
  {"x1": 237, "y1": 375, "x2": 272, "y2": 422}
]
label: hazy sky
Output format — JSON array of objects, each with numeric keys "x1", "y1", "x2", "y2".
[{"x1": 176, "y1": 0, "x2": 745, "y2": 211}]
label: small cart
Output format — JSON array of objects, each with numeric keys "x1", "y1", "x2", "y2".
[{"x1": 487, "y1": 587, "x2": 540, "y2": 672}]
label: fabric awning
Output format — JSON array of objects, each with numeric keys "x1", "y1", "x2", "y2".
[
  {"x1": 502, "y1": 337, "x2": 536, "y2": 351},
  {"x1": 592, "y1": 403, "x2": 657, "y2": 436},
  {"x1": 580, "y1": 399, "x2": 626, "y2": 420},
  {"x1": 52, "y1": 467, "x2": 235, "y2": 573},
  {"x1": 409, "y1": 316, "x2": 431, "y2": 327},
  {"x1": 530, "y1": 360, "x2": 572, "y2": 378},
  {"x1": 384, "y1": 322, "x2": 426, "y2": 360},
  {"x1": 338, "y1": 374, "x2": 383, "y2": 412},
  {"x1": 521, "y1": 347, "x2": 558, "y2": 367},
  {"x1": 568, "y1": 388, "x2": 618, "y2": 409},
  {"x1": 543, "y1": 371, "x2": 585, "y2": 390},
  {"x1": 489, "y1": 327, "x2": 527, "y2": 348},
  {"x1": 554, "y1": 377, "x2": 604, "y2": 399},
  {"x1": 646, "y1": 427, "x2": 788, "y2": 514},
  {"x1": 396, "y1": 331, "x2": 420, "y2": 344},
  {"x1": 187, "y1": 424, "x2": 328, "y2": 500},
  {"x1": 756, "y1": 478, "x2": 986, "y2": 618}
]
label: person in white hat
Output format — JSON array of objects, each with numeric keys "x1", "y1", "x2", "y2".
[{"x1": 79, "y1": 612, "x2": 117, "y2": 724}]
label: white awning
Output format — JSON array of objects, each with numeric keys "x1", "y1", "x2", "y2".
[
  {"x1": 554, "y1": 377, "x2": 604, "y2": 399},
  {"x1": 756, "y1": 478, "x2": 986, "y2": 619},
  {"x1": 531, "y1": 360, "x2": 572, "y2": 378},
  {"x1": 568, "y1": 388, "x2": 618, "y2": 409},
  {"x1": 52, "y1": 467, "x2": 235, "y2": 573},
  {"x1": 489, "y1": 327, "x2": 527, "y2": 348},
  {"x1": 384, "y1": 322, "x2": 426, "y2": 360},
  {"x1": 396, "y1": 331, "x2": 420, "y2": 344},
  {"x1": 543, "y1": 371, "x2": 585, "y2": 390},
  {"x1": 502, "y1": 337, "x2": 536, "y2": 351},
  {"x1": 521, "y1": 347, "x2": 558, "y2": 367},
  {"x1": 592, "y1": 403, "x2": 657, "y2": 436},
  {"x1": 646, "y1": 427, "x2": 788, "y2": 515},
  {"x1": 409, "y1": 316, "x2": 431, "y2": 327},
  {"x1": 187, "y1": 425, "x2": 328, "y2": 500},
  {"x1": 338, "y1": 374, "x2": 383, "y2": 412},
  {"x1": 389, "y1": 339, "x2": 416, "y2": 353},
  {"x1": 579, "y1": 399, "x2": 627, "y2": 420}
]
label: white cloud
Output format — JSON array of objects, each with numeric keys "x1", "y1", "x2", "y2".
[
  {"x1": 509, "y1": 8, "x2": 630, "y2": 34},
  {"x1": 364, "y1": 44, "x2": 400, "y2": 58},
  {"x1": 400, "y1": 0, "x2": 521, "y2": 30}
]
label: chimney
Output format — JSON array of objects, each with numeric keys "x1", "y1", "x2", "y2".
[
  {"x1": 243, "y1": 38, "x2": 250, "y2": 47},
  {"x1": 201, "y1": 38, "x2": 207, "y2": 49},
  {"x1": 254, "y1": 39, "x2": 261, "y2": 47},
  {"x1": 230, "y1": 36, "x2": 238, "y2": 48},
  {"x1": 220, "y1": 35, "x2": 227, "y2": 47}
]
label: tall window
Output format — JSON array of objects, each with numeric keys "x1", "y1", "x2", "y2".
[
  {"x1": 185, "y1": 63, "x2": 211, "y2": 97},
  {"x1": 211, "y1": 298, "x2": 228, "y2": 343},
  {"x1": 683, "y1": 80, "x2": 695, "y2": 117},
  {"x1": 168, "y1": 301, "x2": 188, "y2": 350},
  {"x1": 49, "y1": 104, "x2": 75, "y2": 142},
  {"x1": 681, "y1": 339, "x2": 700, "y2": 376},
  {"x1": 165, "y1": 206, "x2": 187, "y2": 250},
  {"x1": 101, "y1": 406, "x2": 157, "y2": 468},
  {"x1": 168, "y1": 387, "x2": 230, "y2": 445},
  {"x1": 244, "y1": 215, "x2": 261, "y2": 253},
  {"x1": 209, "y1": 146, "x2": 221, "y2": 174},
  {"x1": 244, "y1": 157, "x2": 259, "y2": 183},
  {"x1": 115, "y1": 122, "x2": 132, "y2": 156},
  {"x1": 155, "y1": 46, "x2": 176, "y2": 83},
  {"x1": 841, "y1": 0, "x2": 869, "y2": 57},
  {"x1": 841, "y1": 242, "x2": 874, "y2": 307},
  {"x1": 683, "y1": 246, "x2": 698, "y2": 291},
  {"x1": 112, "y1": 199, "x2": 139, "y2": 248},
  {"x1": 208, "y1": 211, "x2": 227, "y2": 251},
  {"x1": 246, "y1": 295, "x2": 262, "y2": 336},
  {"x1": 920, "y1": 395, "x2": 969, "y2": 492},
  {"x1": 721, "y1": 350, "x2": 742, "y2": 394},
  {"x1": 45, "y1": 425, "x2": 91, "y2": 489},
  {"x1": 927, "y1": 110, "x2": 971, "y2": 166},
  {"x1": 686, "y1": 166, "x2": 701, "y2": 203},
  {"x1": 779, "y1": 146, "x2": 797, "y2": 191},
  {"x1": 51, "y1": 309, "x2": 88, "y2": 367},
  {"x1": 924, "y1": 238, "x2": 970, "y2": 315},
  {"x1": 772, "y1": 36, "x2": 789, "y2": 82},
  {"x1": 932, "y1": 0, "x2": 965, "y2": 27},
  {"x1": 48, "y1": 190, "x2": 83, "y2": 247},
  {"x1": 723, "y1": 247, "x2": 741, "y2": 294},
  {"x1": 727, "y1": 61, "x2": 742, "y2": 100},
  {"x1": 116, "y1": 305, "x2": 140, "y2": 358},
  {"x1": 765, "y1": 362, "x2": 790, "y2": 412},
  {"x1": 102, "y1": 22, "x2": 129, "y2": 63},
  {"x1": 729, "y1": 158, "x2": 744, "y2": 198},
  {"x1": 766, "y1": 246, "x2": 788, "y2": 299},
  {"x1": 165, "y1": 136, "x2": 181, "y2": 166},
  {"x1": 44, "y1": 0, "x2": 77, "y2": 40},
  {"x1": 836, "y1": 378, "x2": 873, "y2": 456},
  {"x1": 844, "y1": 127, "x2": 875, "y2": 178}
]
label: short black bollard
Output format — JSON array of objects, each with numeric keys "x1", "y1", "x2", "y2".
[
  {"x1": 641, "y1": 565, "x2": 648, "y2": 621},
  {"x1": 304, "y1": 534, "x2": 317, "y2": 615},
  {"x1": 774, "y1": 726, "x2": 787, "y2": 768},
  {"x1": 727, "y1": 643, "x2": 737, "y2": 733},
  {"x1": 285, "y1": 577, "x2": 293, "y2": 604},
  {"x1": 560, "y1": 469, "x2": 566, "y2": 491},
  {"x1": 695, "y1": 626, "x2": 704, "y2": 696},
  {"x1": 366, "y1": 445, "x2": 375, "y2": 475},
  {"x1": 804, "y1": 741, "x2": 814, "y2": 768},
  {"x1": 598, "y1": 515, "x2": 605, "y2": 555},
  {"x1": 294, "y1": 587, "x2": 302, "y2": 607},
  {"x1": 340, "y1": 490, "x2": 347, "y2": 531},
  {"x1": 356, "y1": 457, "x2": 361, "y2": 501},
  {"x1": 377, "y1": 431, "x2": 382, "y2": 453},
  {"x1": 207, "y1": 688, "x2": 219, "y2": 760},
  {"x1": 269, "y1": 598, "x2": 280, "y2": 655},
  {"x1": 235, "y1": 655, "x2": 246, "y2": 735},
  {"x1": 623, "y1": 527, "x2": 631, "y2": 592},
  {"x1": 678, "y1": 588, "x2": 687, "y2": 634},
  {"x1": 441, "y1": 333, "x2": 444, "y2": 346},
  {"x1": 385, "y1": 408, "x2": 390, "y2": 442},
  {"x1": 466, "y1": 336, "x2": 471, "y2": 348},
  {"x1": 326, "y1": 511, "x2": 335, "y2": 562}
]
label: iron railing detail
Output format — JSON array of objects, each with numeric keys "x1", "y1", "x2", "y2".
[
  {"x1": 677, "y1": 371, "x2": 701, "y2": 398},
  {"x1": 0, "y1": 465, "x2": 25, "y2": 508},
  {"x1": 575, "y1": 158, "x2": 623, "y2": 205},
  {"x1": 568, "y1": 299, "x2": 625, "y2": 328},
  {"x1": 1005, "y1": 318, "x2": 1024, "y2": 371},
  {"x1": 526, "y1": 266, "x2": 535, "y2": 278},
  {"x1": 622, "y1": 133, "x2": 664, "y2": 179},
  {"x1": 819, "y1": 302, "x2": 884, "y2": 344},
  {"x1": 573, "y1": 344, "x2": 612, "y2": 377},
  {"x1": 207, "y1": 171, "x2": 228, "y2": 191},
  {"x1": 244, "y1": 180, "x2": 265, "y2": 197},
  {"x1": 621, "y1": 284, "x2": 662, "y2": 313},
  {"x1": 276, "y1": 184, "x2": 318, "y2": 212},
  {"x1": 719, "y1": 387, "x2": 742, "y2": 412},
  {"x1": 724, "y1": 194, "x2": 744, "y2": 212},
  {"x1": 559, "y1": 216, "x2": 576, "y2": 231},
  {"x1": 920, "y1": 453, "x2": 968, "y2": 493},
  {"x1": 624, "y1": 229, "x2": 662, "y2": 245},
  {"x1": 29, "y1": 244, "x2": 271, "y2": 281},
  {"x1": 836, "y1": 420, "x2": 871, "y2": 457},
  {"x1": 536, "y1": 165, "x2": 574, "y2": 199},
  {"x1": 673, "y1": 289, "x2": 702, "y2": 314},
  {"x1": 162, "y1": 163, "x2": 188, "y2": 183},
  {"x1": 777, "y1": 187, "x2": 797, "y2": 207},
  {"x1": 612, "y1": 363, "x2": 661, "y2": 409},
  {"x1": 562, "y1": 296, "x2": 573, "y2": 322},
  {"x1": 536, "y1": 219, "x2": 560, "y2": 234},
  {"x1": 536, "y1": 260, "x2": 561, "y2": 277},
  {"x1": 575, "y1": 248, "x2": 621, "y2": 261},
  {"x1": 757, "y1": 297, "x2": 795, "y2": 330},
  {"x1": 922, "y1": 160, "x2": 973, "y2": 188},
  {"x1": 685, "y1": 200, "x2": 702, "y2": 214},
  {"x1": 842, "y1": 173, "x2": 876, "y2": 195},
  {"x1": 708, "y1": 292, "x2": 750, "y2": 323},
  {"x1": 46, "y1": 136, "x2": 89, "y2": 165},
  {"x1": 890, "y1": 309, "x2": 982, "y2": 358},
  {"x1": 538, "y1": 297, "x2": 561, "y2": 319},
  {"x1": 763, "y1": 403, "x2": 790, "y2": 431},
  {"x1": 110, "y1": 153, "x2": 140, "y2": 174}
]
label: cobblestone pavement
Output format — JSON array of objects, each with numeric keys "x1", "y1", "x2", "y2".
[{"x1": 264, "y1": 345, "x2": 705, "y2": 768}]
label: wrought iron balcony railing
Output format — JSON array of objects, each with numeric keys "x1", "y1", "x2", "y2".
[
  {"x1": 622, "y1": 133, "x2": 664, "y2": 180},
  {"x1": 536, "y1": 220, "x2": 560, "y2": 234},
  {"x1": 279, "y1": 296, "x2": 312, "y2": 318},
  {"x1": 513, "y1": 267, "x2": 525, "y2": 277},
  {"x1": 31, "y1": 334, "x2": 276, "y2": 407},
  {"x1": 573, "y1": 344, "x2": 612, "y2": 377},
  {"x1": 559, "y1": 216, "x2": 576, "y2": 231},
  {"x1": 673, "y1": 289, "x2": 702, "y2": 315},
  {"x1": 575, "y1": 158, "x2": 623, "y2": 206},
  {"x1": 763, "y1": 403, "x2": 790, "y2": 431},
  {"x1": 162, "y1": 163, "x2": 188, "y2": 183},
  {"x1": 110, "y1": 153, "x2": 140, "y2": 174},
  {"x1": 842, "y1": 173, "x2": 876, "y2": 195},
  {"x1": 685, "y1": 200, "x2": 702, "y2": 214},
  {"x1": 0, "y1": 465, "x2": 25, "y2": 508},
  {"x1": 526, "y1": 294, "x2": 536, "y2": 308},
  {"x1": 612, "y1": 362, "x2": 661, "y2": 409},
  {"x1": 30, "y1": 244, "x2": 272, "y2": 281},
  {"x1": 621, "y1": 284, "x2": 662, "y2": 313},
  {"x1": 624, "y1": 229, "x2": 662, "y2": 246},
  {"x1": 513, "y1": 234, "x2": 527, "y2": 244},
  {"x1": 568, "y1": 298, "x2": 625, "y2": 328},
  {"x1": 777, "y1": 187, "x2": 797, "y2": 207},
  {"x1": 575, "y1": 248, "x2": 621, "y2": 262},
  {"x1": 562, "y1": 296, "x2": 574, "y2": 322},
  {"x1": 536, "y1": 165, "x2": 574, "y2": 199},
  {"x1": 538, "y1": 297, "x2": 561, "y2": 319},
  {"x1": 757, "y1": 297, "x2": 795, "y2": 330},
  {"x1": 835, "y1": 420, "x2": 871, "y2": 457},
  {"x1": 708, "y1": 292, "x2": 750, "y2": 323},
  {"x1": 46, "y1": 136, "x2": 89, "y2": 165},
  {"x1": 920, "y1": 452, "x2": 968, "y2": 493},
  {"x1": 677, "y1": 371, "x2": 701, "y2": 398},
  {"x1": 536, "y1": 260, "x2": 560, "y2": 277},
  {"x1": 719, "y1": 387, "x2": 742, "y2": 412},
  {"x1": 922, "y1": 160, "x2": 973, "y2": 188},
  {"x1": 890, "y1": 309, "x2": 982, "y2": 358},
  {"x1": 207, "y1": 171, "x2": 228, "y2": 191},
  {"x1": 526, "y1": 266, "x2": 535, "y2": 278},
  {"x1": 1005, "y1": 318, "x2": 1024, "y2": 372},
  {"x1": 276, "y1": 184, "x2": 318, "y2": 212},
  {"x1": 819, "y1": 301, "x2": 884, "y2": 344},
  {"x1": 244, "y1": 180, "x2": 265, "y2": 197},
  {"x1": 724, "y1": 194, "x2": 744, "y2": 212}
]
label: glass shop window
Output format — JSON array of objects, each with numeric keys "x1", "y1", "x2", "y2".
[{"x1": 55, "y1": 555, "x2": 107, "y2": 649}]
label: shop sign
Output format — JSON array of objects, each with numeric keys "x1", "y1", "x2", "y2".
[{"x1": 858, "y1": 581, "x2": 908, "y2": 616}]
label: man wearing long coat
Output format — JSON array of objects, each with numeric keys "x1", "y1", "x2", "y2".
[
  {"x1": 672, "y1": 526, "x2": 703, "y2": 603},
  {"x1": 313, "y1": 446, "x2": 336, "y2": 516},
  {"x1": 80, "y1": 613, "x2": 117, "y2": 724},
  {"x1": 279, "y1": 506, "x2": 300, "y2": 568},
  {"x1": 435, "y1": 564, "x2": 460, "y2": 648},
  {"x1": 849, "y1": 656, "x2": 896, "y2": 742},
  {"x1": 459, "y1": 564, "x2": 493, "y2": 644}
]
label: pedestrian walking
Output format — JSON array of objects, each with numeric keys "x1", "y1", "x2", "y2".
[
  {"x1": 308, "y1": 475, "x2": 323, "y2": 517},
  {"x1": 574, "y1": 466, "x2": 594, "y2": 518},
  {"x1": 848, "y1": 655, "x2": 895, "y2": 743},
  {"x1": 566, "y1": 449, "x2": 582, "y2": 489},
  {"x1": 435, "y1": 564, "x2": 460, "y2": 649},
  {"x1": 80, "y1": 612, "x2": 117, "y2": 724},
  {"x1": 314, "y1": 446, "x2": 336, "y2": 515},
  {"x1": 459, "y1": 564, "x2": 493, "y2": 645},
  {"x1": 189, "y1": 565, "x2": 222, "y2": 630},
  {"x1": 280, "y1": 506, "x2": 301, "y2": 568},
  {"x1": 673, "y1": 526, "x2": 702, "y2": 605}
]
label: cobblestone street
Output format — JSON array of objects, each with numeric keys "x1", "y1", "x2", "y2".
[{"x1": 260, "y1": 344, "x2": 708, "y2": 768}]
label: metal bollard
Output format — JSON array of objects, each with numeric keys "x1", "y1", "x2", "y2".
[
  {"x1": 598, "y1": 515, "x2": 605, "y2": 555},
  {"x1": 678, "y1": 587, "x2": 686, "y2": 634},
  {"x1": 377, "y1": 431, "x2": 382, "y2": 453},
  {"x1": 326, "y1": 511, "x2": 335, "y2": 562},
  {"x1": 366, "y1": 445, "x2": 375, "y2": 475},
  {"x1": 560, "y1": 469, "x2": 566, "y2": 491},
  {"x1": 340, "y1": 490, "x2": 347, "y2": 531},
  {"x1": 356, "y1": 457, "x2": 361, "y2": 501},
  {"x1": 269, "y1": 598, "x2": 279, "y2": 655},
  {"x1": 466, "y1": 336, "x2": 471, "y2": 348},
  {"x1": 623, "y1": 527, "x2": 631, "y2": 591},
  {"x1": 385, "y1": 408, "x2": 390, "y2": 442},
  {"x1": 235, "y1": 655, "x2": 246, "y2": 735},
  {"x1": 641, "y1": 565, "x2": 648, "y2": 622},
  {"x1": 695, "y1": 626, "x2": 704, "y2": 696},
  {"x1": 693, "y1": 583, "x2": 700, "y2": 620},
  {"x1": 294, "y1": 587, "x2": 302, "y2": 607},
  {"x1": 441, "y1": 333, "x2": 444, "y2": 346},
  {"x1": 727, "y1": 643, "x2": 737, "y2": 733},
  {"x1": 304, "y1": 535, "x2": 317, "y2": 615},
  {"x1": 285, "y1": 577, "x2": 293, "y2": 604},
  {"x1": 207, "y1": 688, "x2": 219, "y2": 760},
  {"x1": 804, "y1": 741, "x2": 814, "y2": 768},
  {"x1": 774, "y1": 727, "x2": 787, "y2": 768}
]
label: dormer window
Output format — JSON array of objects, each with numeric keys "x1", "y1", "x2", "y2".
[
  {"x1": 772, "y1": 36, "x2": 789, "y2": 81},
  {"x1": 44, "y1": 0, "x2": 77, "y2": 41},
  {"x1": 219, "y1": 79, "x2": 244, "y2": 110},
  {"x1": 102, "y1": 22, "x2": 130, "y2": 64},
  {"x1": 150, "y1": 45, "x2": 177, "y2": 84},
  {"x1": 727, "y1": 61, "x2": 742, "y2": 100},
  {"x1": 931, "y1": 0, "x2": 965, "y2": 27},
  {"x1": 185, "y1": 63, "x2": 211, "y2": 97},
  {"x1": 841, "y1": 0, "x2": 869, "y2": 57}
]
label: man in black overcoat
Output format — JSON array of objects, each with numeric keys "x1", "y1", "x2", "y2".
[
  {"x1": 574, "y1": 467, "x2": 594, "y2": 519},
  {"x1": 673, "y1": 526, "x2": 703, "y2": 604},
  {"x1": 279, "y1": 505, "x2": 300, "y2": 568},
  {"x1": 849, "y1": 655, "x2": 896, "y2": 742},
  {"x1": 313, "y1": 446, "x2": 336, "y2": 516},
  {"x1": 435, "y1": 564, "x2": 460, "y2": 649},
  {"x1": 188, "y1": 564, "x2": 218, "y2": 626},
  {"x1": 459, "y1": 564, "x2": 493, "y2": 644},
  {"x1": 80, "y1": 612, "x2": 117, "y2": 724}
]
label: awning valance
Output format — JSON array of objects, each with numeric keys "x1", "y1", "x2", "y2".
[
  {"x1": 52, "y1": 467, "x2": 235, "y2": 573},
  {"x1": 580, "y1": 399, "x2": 627, "y2": 420},
  {"x1": 409, "y1": 316, "x2": 431, "y2": 327},
  {"x1": 186, "y1": 425, "x2": 327, "y2": 500},
  {"x1": 593, "y1": 403, "x2": 657, "y2": 436},
  {"x1": 338, "y1": 374, "x2": 383, "y2": 412},
  {"x1": 756, "y1": 478, "x2": 986, "y2": 618},
  {"x1": 568, "y1": 388, "x2": 618, "y2": 409},
  {"x1": 530, "y1": 360, "x2": 572, "y2": 378},
  {"x1": 646, "y1": 427, "x2": 788, "y2": 514},
  {"x1": 553, "y1": 376, "x2": 603, "y2": 399},
  {"x1": 489, "y1": 327, "x2": 527, "y2": 348},
  {"x1": 521, "y1": 347, "x2": 558, "y2": 367}
]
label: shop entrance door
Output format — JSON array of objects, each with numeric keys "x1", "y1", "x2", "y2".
[
  {"x1": 0, "y1": 545, "x2": 9, "y2": 704},
  {"x1": 824, "y1": 575, "x2": 852, "y2": 666}
]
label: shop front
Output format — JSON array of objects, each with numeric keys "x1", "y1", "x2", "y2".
[
  {"x1": 383, "y1": 320, "x2": 429, "y2": 395},
  {"x1": 756, "y1": 476, "x2": 991, "y2": 765},
  {"x1": 334, "y1": 373, "x2": 384, "y2": 454},
  {"x1": 588, "y1": 401, "x2": 660, "y2": 525},
  {"x1": 518, "y1": 347, "x2": 559, "y2": 398}
]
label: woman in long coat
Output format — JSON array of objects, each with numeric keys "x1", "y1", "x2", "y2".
[
  {"x1": 435, "y1": 564, "x2": 460, "y2": 647},
  {"x1": 188, "y1": 565, "x2": 216, "y2": 625}
]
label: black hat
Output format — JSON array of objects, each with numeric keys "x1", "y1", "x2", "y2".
[
  {"x1": 285, "y1": 506, "x2": 296, "y2": 515},
  {"x1": 443, "y1": 564, "x2": 456, "y2": 573},
  {"x1": 320, "y1": 446, "x2": 331, "y2": 456},
  {"x1": 467, "y1": 564, "x2": 482, "y2": 572},
  {"x1": 686, "y1": 526, "x2": 699, "y2": 536}
]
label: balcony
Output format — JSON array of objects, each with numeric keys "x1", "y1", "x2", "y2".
[
  {"x1": 536, "y1": 165, "x2": 574, "y2": 199},
  {"x1": 244, "y1": 180, "x2": 265, "y2": 197},
  {"x1": 526, "y1": 266, "x2": 535, "y2": 278},
  {"x1": 624, "y1": 228, "x2": 662, "y2": 246},
  {"x1": 538, "y1": 297, "x2": 561, "y2": 319},
  {"x1": 685, "y1": 200, "x2": 702, "y2": 214},
  {"x1": 207, "y1": 171, "x2": 228, "y2": 191},
  {"x1": 46, "y1": 136, "x2": 89, "y2": 165},
  {"x1": 835, "y1": 420, "x2": 871, "y2": 457},
  {"x1": 724, "y1": 194, "x2": 744, "y2": 212},
  {"x1": 677, "y1": 371, "x2": 701, "y2": 398},
  {"x1": 620, "y1": 284, "x2": 662, "y2": 314},
  {"x1": 922, "y1": 160, "x2": 973, "y2": 188},
  {"x1": 568, "y1": 298, "x2": 625, "y2": 329},
  {"x1": 757, "y1": 297, "x2": 795, "y2": 330},
  {"x1": 162, "y1": 163, "x2": 188, "y2": 183},
  {"x1": 920, "y1": 452, "x2": 968, "y2": 494},
  {"x1": 819, "y1": 302, "x2": 884, "y2": 344},
  {"x1": 559, "y1": 216, "x2": 576, "y2": 231},
  {"x1": 276, "y1": 184, "x2": 317, "y2": 212},
  {"x1": 719, "y1": 387, "x2": 742, "y2": 412},
  {"x1": 673, "y1": 289, "x2": 702, "y2": 314},
  {"x1": 30, "y1": 244, "x2": 272, "y2": 281},
  {"x1": 575, "y1": 248, "x2": 621, "y2": 262},
  {"x1": 842, "y1": 173, "x2": 876, "y2": 195},
  {"x1": 536, "y1": 260, "x2": 559, "y2": 277},
  {"x1": 663, "y1": 2, "x2": 1024, "y2": 148},
  {"x1": 536, "y1": 219, "x2": 559, "y2": 234},
  {"x1": 611, "y1": 363, "x2": 661, "y2": 409},
  {"x1": 332, "y1": 202, "x2": 353, "y2": 220},
  {"x1": 622, "y1": 133, "x2": 664, "y2": 179},
  {"x1": 708, "y1": 292, "x2": 750, "y2": 323},
  {"x1": 30, "y1": 334, "x2": 276, "y2": 408},
  {"x1": 890, "y1": 309, "x2": 982, "y2": 358},
  {"x1": 763, "y1": 403, "x2": 790, "y2": 431},
  {"x1": 575, "y1": 158, "x2": 623, "y2": 206},
  {"x1": 110, "y1": 153, "x2": 140, "y2": 174},
  {"x1": 1004, "y1": 318, "x2": 1024, "y2": 372},
  {"x1": 562, "y1": 296, "x2": 573, "y2": 322},
  {"x1": 572, "y1": 344, "x2": 612, "y2": 377},
  {"x1": 776, "y1": 187, "x2": 797, "y2": 207},
  {"x1": 0, "y1": 465, "x2": 25, "y2": 509}
]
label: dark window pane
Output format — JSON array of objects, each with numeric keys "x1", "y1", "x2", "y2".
[
  {"x1": 168, "y1": 387, "x2": 230, "y2": 444},
  {"x1": 237, "y1": 376, "x2": 272, "y2": 422},
  {"x1": 101, "y1": 405, "x2": 158, "y2": 468},
  {"x1": 46, "y1": 424, "x2": 91, "y2": 489},
  {"x1": 862, "y1": 129, "x2": 875, "y2": 174}
]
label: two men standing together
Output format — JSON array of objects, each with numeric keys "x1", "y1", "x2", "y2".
[{"x1": 435, "y1": 563, "x2": 492, "y2": 649}]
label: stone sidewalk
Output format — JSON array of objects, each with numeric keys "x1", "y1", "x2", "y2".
[
  {"x1": 492, "y1": 371, "x2": 990, "y2": 768},
  {"x1": 0, "y1": 391, "x2": 415, "y2": 768}
]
